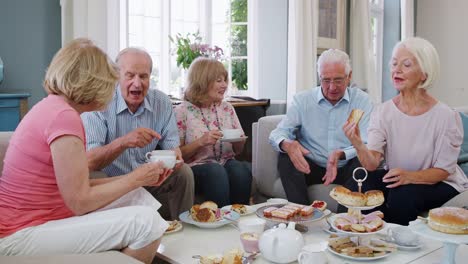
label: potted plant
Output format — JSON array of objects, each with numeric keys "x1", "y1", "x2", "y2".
[{"x1": 170, "y1": 31, "x2": 224, "y2": 70}]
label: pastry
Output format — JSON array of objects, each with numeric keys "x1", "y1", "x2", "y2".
[
  {"x1": 300, "y1": 206, "x2": 314, "y2": 216},
  {"x1": 347, "y1": 109, "x2": 365, "y2": 124},
  {"x1": 311, "y1": 200, "x2": 327, "y2": 211},
  {"x1": 329, "y1": 186, "x2": 351, "y2": 202},
  {"x1": 231, "y1": 204, "x2": 247, "y2": 215},
  {"x1": 340, "y1": 191, "x2": 367, "y2": 207},
  {"x1": 428, "y1": 207, "x2": 468, "y2": 234},
  {"x1": 196, "y1": 208, "x2": 217, "y2": 222},
  {"x1": 200, "y1": 201, "x2": 218, "y2": 211},
  {"x1": 365, "y1": 190, "x2": 384, "y2": 206}
]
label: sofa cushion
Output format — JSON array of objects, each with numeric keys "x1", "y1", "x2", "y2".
[{"x1": 458, "y1": 112, "x2": 468, "y2": 163}]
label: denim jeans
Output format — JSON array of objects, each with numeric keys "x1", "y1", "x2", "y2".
[{"x1": 191, "y1": 159, "x2": 252, "y2": 207}]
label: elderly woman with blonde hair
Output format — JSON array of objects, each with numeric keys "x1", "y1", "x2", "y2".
[
  {"x1": 343, "y1": 37, "x2": 468, "y2": 225},
  {"x1": 0, "y1": 39, "x2": 170, "y2": 264},
  {"x1": 174, "y1": 57, "x2": 252, "y2": 207}
]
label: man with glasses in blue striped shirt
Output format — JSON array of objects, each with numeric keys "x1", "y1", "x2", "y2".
[
  {"x1": 269, "y1": 49, "x2": 373, "y2": 206},
  {"x1": 81, "y1": 48, "x2": 194, "y2": 220}
]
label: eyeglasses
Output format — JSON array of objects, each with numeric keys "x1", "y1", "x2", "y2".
[{"x1": 320, "y1": 77, "x2": 347, "y2": 86}]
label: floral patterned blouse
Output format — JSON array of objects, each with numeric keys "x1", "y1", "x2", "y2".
[{"x1": 174, "y1": 101, "x2": 244, "y2": 166}]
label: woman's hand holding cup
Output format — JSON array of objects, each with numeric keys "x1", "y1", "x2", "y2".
[
  {"x1": 198, "y1": 130, "x2": 223, "y2": 146},
  {"x1": 134, "y1": 161, "x2": 170, "y2": 187}
]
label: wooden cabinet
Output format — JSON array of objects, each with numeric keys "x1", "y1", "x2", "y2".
[{"x1": 0, "y1": 93, "x2": 30, "y2": 131}]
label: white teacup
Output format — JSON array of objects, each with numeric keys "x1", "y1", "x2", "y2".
[
  {"x1": 145, "y1": 150, "x2": 176, "y2": 168},
  {"x1": 238, "y1": 218, "x2": 266, "y2": 235},
  {"x1": 387, "y1": 226, "x2": 420, "y2": 246},
  {"x1": 297, "y1": 242, "x2": 328, "y2": 264},
  {"x1": 222, "y1": 129, "x2": 242, "y2": 139}
]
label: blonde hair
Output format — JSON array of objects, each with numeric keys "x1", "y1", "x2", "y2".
[
  {"x1": 393, "y1": 37, "x2": 440, "y2": 89},
  {"x1": 43, "y1": 38, "x2": 118, "y2": 108},
  {"x1": 184, "y1": 57, "x2": 228, "y2": 106}
]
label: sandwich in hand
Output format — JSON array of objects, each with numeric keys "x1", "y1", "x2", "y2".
[{"x1": 347, "y1": 109, "x2": 365, "y2": 125}]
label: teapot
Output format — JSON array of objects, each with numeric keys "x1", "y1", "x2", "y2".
[{"x1": 259, "y1": 222, "x2": 304, "y2": 263}]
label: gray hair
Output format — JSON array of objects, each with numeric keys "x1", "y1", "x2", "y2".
[
  {"x1": 115, "y1": 47, "x2": 153, "y2": 72},
  {"x1": 317, "y1": 49, "x2": 352, "y2": 76},
  {"x1": 392, "y1": 37, "x2": 440, "y2": 89}
]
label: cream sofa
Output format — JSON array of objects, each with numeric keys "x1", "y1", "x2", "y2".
[
  {"x1": 252, "y1": 107, "x2": 468, "y2": 213},
  {"x1": 0, "y1": 132, "x2": 141, "y2": 264}
]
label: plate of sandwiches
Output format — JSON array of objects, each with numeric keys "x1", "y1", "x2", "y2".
[
  {"x1": 329, "y1": 186, "x2": 385, "y2": 210},
  {"x1": 221, "y1": 204, "x2": 255, "y2": 216},
  {"x1": 330, "y1": 211, "x2": 386, "y2": 235},
  {"x1": 164, "y1": 220, "x2": 183, "y2": 235},
  {"x1": 327, "y1": 235, "x2": 396, "y2": 261},
  {"x1": 179, "y1": 201, "x2": 240, "y2": 229},
  {"x1": 255, "y1": 201, "x2": 329, "y2": 224},
  {"x1": 409, "y1": 207, "x2": 468, "y2": 244}
]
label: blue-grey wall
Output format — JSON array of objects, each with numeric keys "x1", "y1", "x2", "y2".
[
  {"x1": 382, "y1": 0, "x2": 400, "y2": 101},
  {"x1": 0, "y1": 0, "x2": 61, "y2": 107}
]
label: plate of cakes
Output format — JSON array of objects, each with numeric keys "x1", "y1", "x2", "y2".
[
  {"x1": 327, "y1": 235, "x2": 396, "y2": 261},
  {"x1": 221, "y1": 204, "x2": 255, "y2": 216},
  {"x1": 329, "y1": 186, "x2": 385, "y2": 210},
  {"x1": 330, "y1": 211, "x2": 386, "y2": 235},
  {"x1": 255, "y1": 200, "x2": 329, "y2": 224},
  {"x1": 179, "y1": 201, "x2": 240, "y2": 229}
]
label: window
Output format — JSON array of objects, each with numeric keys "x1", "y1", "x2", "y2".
[
  {"x1": 122, "y1": 0, "x2": 250, "y2": 98},
  {"x1": 370, "y1": 0, "x2": 384, "y2": 96},
  {"x1": 317, "y1": 0, "x2": 346, "y2": 52}
]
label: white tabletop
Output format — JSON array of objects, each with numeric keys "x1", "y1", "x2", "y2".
[{"x1": 157, "y1": 203, "x2": 460, "y2": 264}]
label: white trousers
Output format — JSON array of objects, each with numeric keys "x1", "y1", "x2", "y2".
[{"x1": 0, "y1": 188, "x2": 169, "y2": 255}]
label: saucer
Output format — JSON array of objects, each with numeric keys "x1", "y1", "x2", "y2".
[{"x1": 220, "y1": 136, "x2": 248, "y2": 143}]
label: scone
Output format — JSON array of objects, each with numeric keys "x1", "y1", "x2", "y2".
[
  {"x1": 365, "y1": 190, "x2": 384, "y2": 206},
  {"x1": 196, "y1": 208, "x2": 217, "y2": 222},
  {"x1": 231, "y1": 204, "x2": 247, "y2": 215},
  {"x1": 200, "y1": 201, "x2": 218, "y2": 211},
  {"x1": 311, "y1": 200, "x2": 327, "y2": 211},
  {"x1": 329, "y1": 186, "x2": 351, "y2": 202}
]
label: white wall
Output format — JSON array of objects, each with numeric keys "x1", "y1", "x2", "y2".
[{"x1": 416, "y1": 0, "x2": 468, "y2": 107}]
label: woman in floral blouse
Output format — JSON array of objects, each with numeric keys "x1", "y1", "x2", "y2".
[{"x1": 174, "y1": 57, "x2": 252, "y2": 207}]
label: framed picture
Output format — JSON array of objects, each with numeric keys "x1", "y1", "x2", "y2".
[{"x1": 318, "y1": 0, "x2": 347, "y2": 53}]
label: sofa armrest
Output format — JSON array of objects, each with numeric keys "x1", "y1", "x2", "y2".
[{"x1": 252, "y1": 115, "x2": 284, "y2": 197}]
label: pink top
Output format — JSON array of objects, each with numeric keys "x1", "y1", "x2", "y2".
[
  {"x1": 367, "y1": 100, "x2": 468, "y2": 192},
  {"x1": 0, "y1": 95, "x2": 84, "y2": 238},
  {"x1": 174, "y1": 101, "x2": 244, "y2": 166}
]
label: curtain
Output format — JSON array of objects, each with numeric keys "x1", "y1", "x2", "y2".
[
  {"x1": 349, "y1": 0, "x2": 378, "y2": 103},
  {"x1": 59, "y1": 0, "x2": 120, "y2": 58},
  {"x1": 286, "y1": 0, "x2": 319, "y2": 105},
  {"x1": 400, "y1": 0, "x2": 415, "y2": 40}
]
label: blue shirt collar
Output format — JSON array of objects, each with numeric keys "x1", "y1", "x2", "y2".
[
  {"x1": 316, "y1": 86, "x2": 351, "y2": 105},
  {"x1": 116, "y1": 86, "x2": 153, "y2": 115}
]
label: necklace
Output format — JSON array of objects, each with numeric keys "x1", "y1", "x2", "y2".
[{"x1": 198, "y1": 104, "x2": 223, "y2": 161}]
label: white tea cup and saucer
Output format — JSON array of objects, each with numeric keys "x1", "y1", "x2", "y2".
[
  {"x1": 145, "y1": 150, "x2": 179, "y2": 169},
  {"x1": 386, "y1": 226, "x2": 420, "y2": 248},
  {"x1": 220, "y1": 129, "x2": 246, "y2": 142},
  {"x1": 297, "y1": 242, "x2": 328, "y2": 264}
]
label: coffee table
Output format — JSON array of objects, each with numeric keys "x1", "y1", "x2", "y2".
[{"x1": 157, "y1": 203, "x2": 462, "y2": 263}]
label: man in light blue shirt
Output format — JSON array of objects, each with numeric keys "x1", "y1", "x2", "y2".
[
  {"x1": 81, "y1": 48, "x2": 194, "y2": 220},
  {"x1": 269, "y1": 49, "x2": 373, "y2": 205}
]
